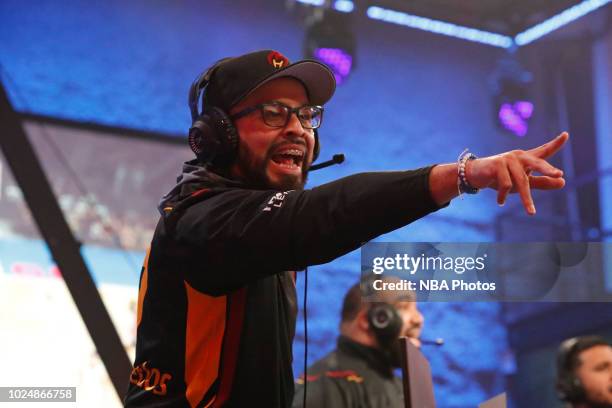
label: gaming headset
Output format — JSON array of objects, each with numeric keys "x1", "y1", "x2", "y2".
[
  {"x1": 367, "y1": 302, "x2": 403, "y2": 347},
  {"x1": 187, "y1": 60, "x2": 320, "y2": 168},
  {"x1": 557, "y1": 337, "x2": 588, "y2": 403},
  {"x1": 556, "y1": 336, "x2": 610, "y2": 403},
  {"x1": 188, "y1": 59, "x2": 239, "y2": 168}
]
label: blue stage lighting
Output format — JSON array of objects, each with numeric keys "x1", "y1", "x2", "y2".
[
  {"x1": 296, "y1": 0, "x2": 325, "y2": 6},
  {"x1": 296, "y1": 0, "x2": 353, "y2": 12},
  {"x1": 366, "y1": 6, "x2": 514, "y2": 49},
  {"x1": 334, "y1": 0, "x2": 354, "y2": 13},
  {"x1": 515, "y1": 0, "x2": 611, "y2": 46}
]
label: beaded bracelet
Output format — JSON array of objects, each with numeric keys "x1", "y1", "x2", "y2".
[{"x1": 457, "y1": 148, "x2": 479, "y2": 197}]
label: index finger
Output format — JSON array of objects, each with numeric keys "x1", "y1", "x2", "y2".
[{"x1": 528, "y1": 132, "x2": 569, "y2": 159}]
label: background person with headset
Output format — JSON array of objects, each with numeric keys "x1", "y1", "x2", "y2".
[
  {"x1": 124, "y1": 48, "x2": 568, "y2": 407},
  {"x1": 292, "y1": 278, "x2": 429, "y2": 408},
  {"x1": 556, "y1": 336, "x2": 612, "y2": 408}
]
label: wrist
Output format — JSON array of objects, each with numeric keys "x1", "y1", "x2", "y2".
[
  {"x1": 465, "y1": 159, "x2": 476, "y2": 188},
  {"x1": 428, "y1": 163, "x2": 459, "y2": 205}
]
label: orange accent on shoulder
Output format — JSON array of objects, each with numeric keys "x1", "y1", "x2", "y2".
[
  {"x1": 325, "y1": 370, "x2": 359, "y2": 378},
  {"x1": 296, "y1": 374, "x2": 321, "y2": 384},
  {"x1": 191, "y1": 188, "x2": 210, "y2": 197},
  {"x1": 346, "y1": 374, "x2": 364, "y2": 383},
  {"x1": 324, "y1": 370, "x2": 365, "y2": 383}
]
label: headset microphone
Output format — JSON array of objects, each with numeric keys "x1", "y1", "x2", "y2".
[
  {"x1": 309, "y1": 154, "x2": 345, "y2": 171},
  {"x1": 421, "y1": 338, "x2": 444, "y2": 346}
]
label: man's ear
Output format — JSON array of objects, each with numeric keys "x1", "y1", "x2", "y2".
[{"x1": 357, "y1": 308, "x2": 370, "y2": 332}]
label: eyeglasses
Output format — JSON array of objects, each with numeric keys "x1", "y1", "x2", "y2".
[{"x1": 230, "y1": 102, "x2": 324, "y2": 129}]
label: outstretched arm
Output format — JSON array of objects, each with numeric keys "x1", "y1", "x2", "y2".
[{"x1": 429, "y1": 132, "x2": 569, "y2": 215}]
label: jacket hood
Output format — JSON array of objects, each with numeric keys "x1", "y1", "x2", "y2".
[{"x1": 158, "y1": 159, "x2": 242, "y2": 216}]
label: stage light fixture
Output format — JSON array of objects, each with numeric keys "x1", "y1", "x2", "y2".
[
  {"x1": 492, "y1": 57, "x2": 534, "y2": 137},
  {"x1": 304, "y1": 9, "x2": 356, "y2": 85},
  {"x1": 498, "y1": 99, "x2": 534, "y2": 137}
]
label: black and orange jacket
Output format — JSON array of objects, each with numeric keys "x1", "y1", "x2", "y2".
[
  {"x1": 123, "y1": 161, "x2": 443, "y2": 407},
  {"x1": 292, "y1": 336, "x2": 404, "y2": 408}
]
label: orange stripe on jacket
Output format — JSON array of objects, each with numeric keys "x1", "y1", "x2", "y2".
[
  {"x1": 136, "y1": 247, "x2": 151, "y2": 328},
  {"x1": 184, "y1": 282, "x2": 227, "y2": 408},
  {"x1": 213, "y1": 287, "x2": 247, "y2": 407}
]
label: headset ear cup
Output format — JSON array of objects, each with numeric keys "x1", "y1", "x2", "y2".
[
  {"x1": 556, "y1": 336, "x2": 610, "y2": 404},
  {"x1": 556, "y1": 338, "x2": 587, "y2": 403},
  {"x1": 188, "y1": 125, "x2": 203, "y2": 156},
  {"x1": 568, "y1": 377, "x2": 585, "y2": 403},
  {"x1": 557, "y1": 374, "x2": 574, "y2": 402},
  {"x1": 558, "y1": 375, "x2": 584, "y2": 403},
  {"x1": 189, "y1": 117, "x2": 219, "y2": 164},
  {"x1": 208, "y1": 107, "x2": 239, "y2": 167},
  {"x1": 368, "y1": 304, "x2": 403, "y2": 347},
  {"x1": 189, "y1": 108, "x2": 239, "y2": 166}
]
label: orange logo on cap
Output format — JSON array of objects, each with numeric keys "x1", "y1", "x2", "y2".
[{"x1": 267, "y1": 51, "x2": 288, "y2": 69}]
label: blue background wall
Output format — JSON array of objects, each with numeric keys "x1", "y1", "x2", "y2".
[{"x1": 2, "y1": 1, "x2": 607, "y2": 406}]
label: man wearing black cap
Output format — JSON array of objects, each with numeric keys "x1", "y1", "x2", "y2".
[
  {"x1": 124, "y1": 49, "x2": 568, "y2": 407},
  {"x1": 556, "y1": 336, "x2": 612, "y2": 408}
]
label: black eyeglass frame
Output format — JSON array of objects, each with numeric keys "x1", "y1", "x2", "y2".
[{"x1": 229, "y1": 102, "x2": 324, "y2": 129}]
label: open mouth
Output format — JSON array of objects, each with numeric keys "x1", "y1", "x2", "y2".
[{"x1": 271, "y1": 148, "x2": 305, "y2": 170}]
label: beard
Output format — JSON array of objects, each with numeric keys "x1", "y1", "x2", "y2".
[
  {"x1": 581, "y1": 399, "x2": 612, "y2": 408},
  {"x1": 235, "y1": 141, "x2": 310, "y2": 191},
  {"x1": 374, "y1": 334, "x2": 404, "y2": 369},
  {"x1": 379, "y1": 335, "x2": 422, "y2": 369}
]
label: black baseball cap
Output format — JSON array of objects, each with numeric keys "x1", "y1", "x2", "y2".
[{"x1": 202, "y1": 49, "x2": 336, "y2": 112}]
